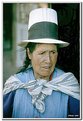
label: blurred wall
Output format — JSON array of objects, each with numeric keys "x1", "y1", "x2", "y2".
[
  {"x1": 3, "y1": 3, "x2": 80, "y2": 85},
  {"x1": 3, "y1": 3, "x2": 49, "y2": 84}
]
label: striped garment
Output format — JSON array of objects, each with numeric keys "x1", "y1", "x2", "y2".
[{"x1": 3, "y1": 67, "x2": 80, "y2": 117}]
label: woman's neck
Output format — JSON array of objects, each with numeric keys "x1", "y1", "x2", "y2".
[{"x1": 34, "y1": 73, "x2": 50, "y2": 81}]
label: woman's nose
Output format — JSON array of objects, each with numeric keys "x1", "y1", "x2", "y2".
[{"x1": 46, "y1": 53, "x2": 51, "y2": 63}]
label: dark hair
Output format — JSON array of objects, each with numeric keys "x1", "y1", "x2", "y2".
[
  {"x1": 17, "y1": 43, "x2": 59, "y2": 73},
  {"x1": 17, "y1": 42, "x2": 37, "y2": 73}
]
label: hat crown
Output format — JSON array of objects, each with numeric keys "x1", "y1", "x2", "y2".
[
  {"x1": 18, "y1": 8, "x2": 69, "y2": 48},
  {"x1": 28, "y1": 8, "x2": 58, "y2": 30}
]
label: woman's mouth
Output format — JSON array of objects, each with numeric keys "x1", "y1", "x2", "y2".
[{"x1": 42, "y1": 66, "x2": 51, "y2": 70}]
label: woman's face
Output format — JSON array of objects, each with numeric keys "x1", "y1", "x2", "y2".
[{"x1": 27, "y1": 44, "x2": 58, "y2": 80}]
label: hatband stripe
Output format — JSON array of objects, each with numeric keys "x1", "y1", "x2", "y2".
[{"x1": 28, "y1": 22, "x2": 58, "y2": 40}]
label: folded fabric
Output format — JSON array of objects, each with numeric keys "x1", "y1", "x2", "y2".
[{"x1": 3, "y1": 72, "x2": 80, "y2": 113}]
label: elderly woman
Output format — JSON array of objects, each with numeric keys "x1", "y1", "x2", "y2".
[{"x1": 3, "y1": 8, "x2": 80, "y2": 118}]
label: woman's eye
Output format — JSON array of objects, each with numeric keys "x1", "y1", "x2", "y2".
[
  {"x1": 51, "y1": 51, "x2": 56, "y2": 54},
  {"x1": 39, "y1": 52, "x2": 45, "y2": 55}
]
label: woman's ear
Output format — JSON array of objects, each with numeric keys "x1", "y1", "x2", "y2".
[{"x1": 27, "y1": 48, "x2": 31, "y2": 60}]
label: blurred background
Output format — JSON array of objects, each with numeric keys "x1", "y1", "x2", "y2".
[{"x1": 3, "y1": 3, "x2": 80, "y2": 84}]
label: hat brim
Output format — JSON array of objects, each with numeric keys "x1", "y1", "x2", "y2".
[{"x1": 18, "y1": 38, "x2": 69, "y2": 48}]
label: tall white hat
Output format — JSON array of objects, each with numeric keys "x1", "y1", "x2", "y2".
[{"x1": 18, "y1": 8, "x2": 69, "y2": 48}]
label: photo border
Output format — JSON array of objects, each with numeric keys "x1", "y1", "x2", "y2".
[{"x1": 1, "y1": 1, "x2": 82, "y2": 121}]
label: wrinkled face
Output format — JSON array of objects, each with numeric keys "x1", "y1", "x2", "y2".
[{"x1": 27, "y1": 44, "x2": 58, "y2": 80}]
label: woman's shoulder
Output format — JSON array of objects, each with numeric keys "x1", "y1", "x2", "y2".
[
  {"x1": 55, "y1": 67, "x2": 65, "y2": 73},
  {"x1": 14, "y1": 67, "x2": 34, "y2": 83},
  {"x1": 53, "y1": 67, "x2": 65, "y2": 78}
]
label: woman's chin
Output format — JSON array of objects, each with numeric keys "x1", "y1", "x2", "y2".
[{"x1": 39, "y1": 72, "x2": 51, "y2": 79}]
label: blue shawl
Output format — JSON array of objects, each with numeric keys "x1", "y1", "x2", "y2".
[{"x1": 12, "y1": 67, "x2": 69, "y2": 118}]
